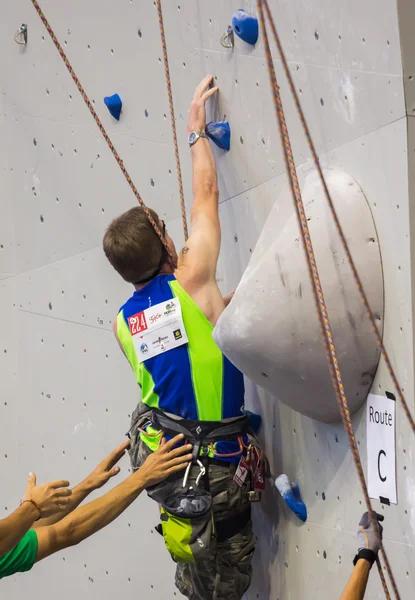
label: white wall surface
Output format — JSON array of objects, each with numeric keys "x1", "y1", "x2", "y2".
[{"x1": 0, "y1": 1, "x2": 414, "y2": 599}]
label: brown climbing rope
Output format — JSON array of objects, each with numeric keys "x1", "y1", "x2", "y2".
[
  {"x1": 262, "y1": 0, "x2": 415, "y2": 438},
  {"x1": 30, "y1": 0, "x2": 172, "y2": 259},
  {"x1": 156, "y1": 0, "x2": 189, "y2": 241},
  {"x1": 257, "y1": 0, "x2": 400, "y2": 598}
]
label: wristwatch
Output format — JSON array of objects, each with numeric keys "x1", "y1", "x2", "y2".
[
  {"x1": 188, "y1": 131, "x2": 208, "y2": 147},
  {"x1": 353, "y1": 548, "x2": 377, "y2": 567}
]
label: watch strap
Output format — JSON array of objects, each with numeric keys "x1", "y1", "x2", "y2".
[
  {"x1": 189, "y1": 130, "x2": 208, "y2": 146},
  {"x1": 353, "y1": 548, "x2": 377, "y2": 567}
]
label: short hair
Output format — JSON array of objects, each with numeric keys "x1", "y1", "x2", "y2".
[{"x1": 103, "y1": 206, "x2": 164, "y2": 283}]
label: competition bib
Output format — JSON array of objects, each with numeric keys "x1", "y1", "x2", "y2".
[{"x1": 128, "y1": 298, "x2": 189, "y2": 362}]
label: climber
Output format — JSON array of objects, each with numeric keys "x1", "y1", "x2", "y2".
[
  {"x1": 340, "y1": 512, "x2": 384, "y2": 600},
  {"x1": 0, "y1": 435, "x2": 191, "y2": 579},
  {"x1": 103, "y1": 75, "x2": 259, "y2": 600}
]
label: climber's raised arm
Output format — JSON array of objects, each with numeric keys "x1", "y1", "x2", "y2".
[{"x1": 175, "y1": 75, "x2": 225, "y2": 325}]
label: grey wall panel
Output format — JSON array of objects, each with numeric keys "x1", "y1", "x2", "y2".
[{"x1": 1, "y1": 1, "x2": 414, "y2": 599}]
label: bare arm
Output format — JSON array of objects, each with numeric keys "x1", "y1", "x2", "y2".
[
  {"x1": 340, "y1": 511, "x2": 384, "y2": 600},
  {"x1": 0, "y1": 503, "x2": 41, "y2": 558},
  {"x1": 33, "y1": 441, "x2": 129, "y2": 529},
  {"x1": 35, "y1": 436, "x2": 192, "y2": 562},
  {"x1": 339, "y1": 560, "x2": 371, "y2": 600},
  {"x1": 0, "y1": 475, "x2": 71, "y2": 557},
  {"x1": 175, "y1": 75, "x2": 225, "y2": 324},
  {"x1": 112, "y1": 317, "x2": 126, "y2": 357}
]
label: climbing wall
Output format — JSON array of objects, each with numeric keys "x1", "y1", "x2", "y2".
[{"x1": 0, "y1": 1, "x2": 414, "y2": 598}]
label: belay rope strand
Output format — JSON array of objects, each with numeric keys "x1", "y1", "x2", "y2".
[
  {"x1": 30, "y1": 0, "x2": 172, "y2": 260},
  {"x1": 156, "y1": 0, "x2": 189, "y2": 241},
  {"x1": 257, "y1": 0, "x2": 401, "y2": 597}
]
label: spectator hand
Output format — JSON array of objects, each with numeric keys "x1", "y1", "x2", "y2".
[
  {"x1": 84, "y1": 440, "x2": 130, "y2": 491},
  {"x1": 23, "y1": 474, "x2": 72, "y2": 519},
  {"x1": 136, "y1": 435, "x2": 192, "y2": 487}
]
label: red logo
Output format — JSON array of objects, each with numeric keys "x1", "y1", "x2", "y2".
[
  {"x1": 149, "y1": 313, "x2": 162, "y2": 325},
  {"x1": 128, "y1": 311, "x2": 148, "y2": 335}
]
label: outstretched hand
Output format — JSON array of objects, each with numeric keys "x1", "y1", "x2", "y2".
[
  {"x1": 84, "y1": 440, "x2": 130, "y2": 491},
  {"x1": 188, "y1": 75, "x2": 218, "y2": 133},
  {"x1": 23, "y1": 474, "x2": 72, "y2": 519},
  {"x1": 136, "y1": 434, "x2": 192, "y2": 487}
]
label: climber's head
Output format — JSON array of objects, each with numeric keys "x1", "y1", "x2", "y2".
[{"x1": 103, "y1": 206, "x2": 177, "y2": 286}]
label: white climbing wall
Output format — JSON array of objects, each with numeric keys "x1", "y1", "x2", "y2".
[{"x1": 0, "y1": 1, "x2": 414, "y2": 598}]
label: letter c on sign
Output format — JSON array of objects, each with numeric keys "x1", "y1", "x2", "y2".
[{"x1": 378, "y1": 450, "x2": 387, "y2": 482}]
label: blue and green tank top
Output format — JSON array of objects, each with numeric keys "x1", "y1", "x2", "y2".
[{"x1": 117, "y1": 275, "x2": 245, "y2": 458}]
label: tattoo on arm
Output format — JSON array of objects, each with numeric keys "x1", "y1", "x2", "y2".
[{"x1": 182, "y1": 246, "x2": 190, "y2": 255}]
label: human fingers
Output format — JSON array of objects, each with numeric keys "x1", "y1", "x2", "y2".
[
  {"x1": 49, "y1": 480, "x2": 70, "y2": 489},
  {"x1": 164, "y1": 444, "x2": 193, "y2": 459},
  {"x1": 158, "y1": 434, "x2": 185, "y2": 453},
  {"x1": 54, "y1": 488, "x2": 72, "y2": 498},
  {"x1": 165, "y1": 454, "x2": 193, "y2": 467},
  {"x1": 165, "y1": 462, "x2": 191, "y2": 475},
  {"x1": 194, "y1": 75, "x2": 214, "y2": 98},
  {"x1": 27, "y1": 473, "x2": 36, "y2": 489},
  {"x1": 201, "y1": 86, "x2": 219, "y2": 103},
  {"x1": 102, "y1": 440, "x2": 131, "y2": 469}
]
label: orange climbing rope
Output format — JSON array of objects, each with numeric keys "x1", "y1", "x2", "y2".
[
  {"x1": 257, "y1": 1, "x2": 401, "y2": 598},
  {"x1": 156, "y1": 0, "x2": 189, "y2": 241},
  {"x1": 30, "y1": 0, "x2": 172, "y2": 260}
]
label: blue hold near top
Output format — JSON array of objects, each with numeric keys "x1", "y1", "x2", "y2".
[
  {"x1": 104, "y1": 93, "x2": 122, "y2": 121},
  {"x1": 205, "y1": 121, "x2": 231, "y2": 152},
  {"x1": 232, "y1": 9, "x2": 259, "y2": 46}
]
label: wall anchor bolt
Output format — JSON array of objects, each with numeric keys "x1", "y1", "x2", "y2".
[
  {"x1": 14, "y1": 24, "x2": 28, "y2": 45},
  {"x1": 220, "y1": 25, "x2": 234, "y2": 49}
]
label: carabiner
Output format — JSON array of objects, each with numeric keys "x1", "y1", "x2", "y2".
[
  {"x1": 195, "y1": 460, "x2": 206, "y2": 487},
  {"x1": 182, "y1": 462, "x2": 192, "y2": 488}
]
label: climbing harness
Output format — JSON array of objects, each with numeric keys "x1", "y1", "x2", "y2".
[
  {"x1": 257, "y1": 1, "x2": 403, "y2": 597},
  {"x1": 132, "y1": 409, "x2": 266, "y2": 563},
  {"x1": 155, "y1": 0, "x2": 188, "y2": 241},
  {"x1": 30, "y1": 0, "x2": 171, "y2": 259},
  {"x1": 14, "y1": 24, "x2": 28, "y2": 45}
]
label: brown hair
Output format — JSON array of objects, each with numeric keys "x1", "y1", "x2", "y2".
[{"x1": 103, "y1": 206, "x2": 165, "y2": 283}]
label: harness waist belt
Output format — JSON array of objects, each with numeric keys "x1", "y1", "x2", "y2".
[{"x1": 151, "y1": 409, "x2": 250, "y2": 443}]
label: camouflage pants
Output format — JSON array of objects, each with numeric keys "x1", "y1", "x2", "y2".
[{"x1": 129, "y1": 415, "x2": 256, "y2": 600}]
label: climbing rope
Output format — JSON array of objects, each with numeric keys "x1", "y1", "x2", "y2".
[
  {"x1": 262, "y1": 0, "x2": 415, "y2": 438},
  {"x1": 156, "y1": 0, "x2": 188, "y2": 241},
  {"x1": 30, "y1": 0, "x2": 172, "y2": 260},
  {"x1": 257, "y1": 1, "x2": 400, "y2": 598}
]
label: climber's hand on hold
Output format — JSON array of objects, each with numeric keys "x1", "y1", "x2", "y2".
[
  {"x1": 188, "y1": 75, "x2": 218, "y2": 133},
  {"x1": 357, "y1": 511, "x2": 384, "y2": 554}
]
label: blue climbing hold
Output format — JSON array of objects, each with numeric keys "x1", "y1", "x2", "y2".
[
  {"x1": 232, "y1": 9, "x2": 259, "y2": 46},
  {"x1": 205, "y1": 121, "x2": 231, "y2": 151},
  {"x1": 104, "y1": 93, "x2": 122, "y2": 121},
  {"x1": 275, "y1": 474, "x2": 308, "y2": 523},
  {"x1": 243, "y1": 410, "x2": 262, "y2": 434}
]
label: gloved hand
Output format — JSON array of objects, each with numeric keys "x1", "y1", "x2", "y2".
[{"x1": 357, "y1": 511, "x2": 384, "y2": 554}]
